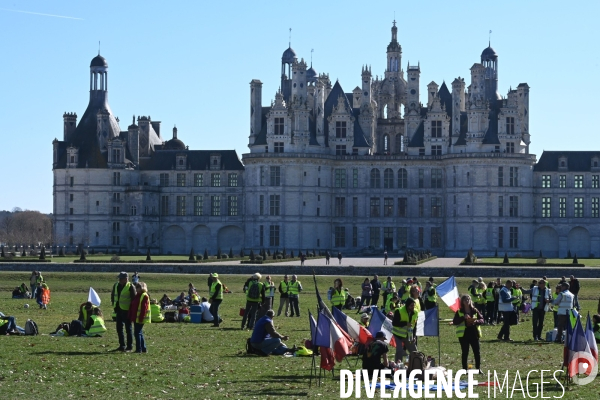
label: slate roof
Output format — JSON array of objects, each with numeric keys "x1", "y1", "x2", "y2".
[
  {"x1": 252, "y1": 106, "x2": 271, "y2": 146},
  {"x1": 139, "y1": 150, "x2": 244, "y2": 171},
  {"x1": 437, "y1": 82, "x2": 452, "y2": 118},
  {"x1": 534, "y1": 151, "x2": 600, "y2": 172},
  {"x1": 407, "y1": 120, "x2": 424, "y2": 147},
  {"x1": 323, "y1": 81, "x2": 371, "y2": 148},
  {"x1": 453, "y1": 113, "x2": 469, "y2": 146},
  {"x1": 482, "y1": 108, "x2": 501, "y2": 145}
]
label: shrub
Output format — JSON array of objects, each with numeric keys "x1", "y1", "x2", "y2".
[
  {"x1": 290, "y1": 250, "x2": 294, "y2": 258},
  {"x1": 255, "y1": 255, "x2": 263, "y2": 261},
  {"x1": 204, "y1": 249, "x2": 209, "y2": 260},
  {"x1": 240, "y1": 248, "x2": 245, "y2": 258},
  {"x1": 536, "y1": 257, "x2": 547, "y2": 265},
  {"x1": 221, "y1": 254, "x2": 228, "y2": 259},
  {"x1": 189, "y1": 248, "x2": 195, "y2": 261},
  {"x1": 503, "y1": 253, "x2": 509, "y2": 264},
  {"x1": 276, "y1": 255, "x2": 283, "y2": 260},
  {"x1": 229, "y1": 247, "x2": 234, "y2": 259},
  {"x1": 110, "y1": 254, "x2": 121, "y2": 262},
  {"x1": 249, "y1": 249, "x2": 255, "y2": 261},
  {"x1": 146, "y1": 248, "x2": 152, "y2": 261},
  {"x1": 573, "y1": 254, "x2": 578, "y2": 264}
]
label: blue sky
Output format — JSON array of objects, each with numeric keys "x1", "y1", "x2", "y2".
[{"x1": 1, "y1": 1, "x2": 598, "y2": 213}]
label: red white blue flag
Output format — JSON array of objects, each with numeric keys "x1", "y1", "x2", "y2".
[
  {"x1": 332, "y1": 306, "x2": 372, "y2": 345},
  {"x1": 436, "y1": 276, "x2": 461, "y2": 312}
]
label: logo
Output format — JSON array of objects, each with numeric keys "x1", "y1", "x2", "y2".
[{"x1": 570, "y1": 351, "x2": 598, "y2": 386}]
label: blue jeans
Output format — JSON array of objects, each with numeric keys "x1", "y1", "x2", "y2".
[
  {"x1": 1, "y1": 316, "x2": 17, "y2": 334},
  {"x1": 573, "y1": 294, "x2": 580, "y2": 310},
  {"x1": 134, "y1": 323, "x2": 146, "y2": 353},
  {"x1": 116, "y1": 309, "x2": 133, "y2": 349},
  {"x1": 252, "y1": 338, "x2": 289, "y2": 355},
  {"x1": 209, "y1": 299, "x2": 222, "y2": 326}
]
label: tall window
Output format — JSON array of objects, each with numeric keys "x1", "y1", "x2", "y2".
[
  {"x1": 112, "y1": 222, "x2": 120, "y2": 232},
  {"x1": 352, "y1": 197, "x2": 358, "y2": 217},
  {"x1": 211, "y1": 195, "x2": 220, "y2": 216},
  {"x1": 574, "y1": 175, "x2": 584, "y2": 188},
  {"x1": 506, "y1": 142, "x2": 515, "y2": 153},
  {"x1": 398, "y1": 168, "x2": 408, "y2": 188},
  {"x1": 383, "y1": 135, "x2": 390, "y2": 152},
  {"x1": 370, "y1": 169, "x2": 380, "y2": 188},
  {"x1": 352, "y1": 226, "x2": 358, "y2": 247},
  {"x1": 498, "y1": 226, "x2": 504, "y2": 248},
  {"x1": 593, "y1": 175, "x2": 599, "y2": 189},
  {"x1": 228, "y1": 196, "x2": 238, "y2": 216},
  {"x1": 194, "y1": 173, "x2": 203, "y2": 187},
  {"x1": 274, "y1": 117, "x2": 284, "y2": 135},
  {"x1": 177, "y1": 173, "x2": 186, "y2": 187},
  {"x1": 397, "y1": 227, "x2": 408, "y2": 249},
  {"x1": 335, "y1": 197, "x2": 346, "y2": 217},
  {"x1": 352, "y1": 169, "x2": 358, "y2": 188},
  {"x1": 395, "y1": 134, "x2": 403, "y2": 153},
  {"x1": 113, "y1": 192, "x2": 121, "y2": 202},
  {"x1": 370, "y1": 198, "x2": 380, "y2": 217},
  {"x1": 259, "y1": 225, "x2": 264, "y2": 247},
  {"x1": 336, "y1": 121, "x2": 347, "y2": 138},
  {"x1": 431, "y1": 145, "x2": 442, "y2": 156},
  {"x1": 431, "y1": 197, "x2": 442, "y2": 217},
  {"x1": 431, "y1": 227, "x2": 442, "y2": 248},
  {"x1": 335, "y1": 227, "x2": 346, "y2": 247},
  {"x1": 211, "y1": 173, "x2": 221, "y2": 187},
  {"x1": 559, "y1": 175, "x2": 566, "y2": 188},
  {"x1": 369, "y1": 227, "x2": 380, "y2": 248},
  {"x1": 112, "y1": 148, "x2": 121, "y2": 163},
  {"x1": 498, "y1": 196, "x2": 504, "y2": 217},
  {"x1": 559, "y1": 197, "x2": 566, "y2": 217},
  {"x1": 384, "y1": 198, "x2": 394, "y2": 217},
  {"x1": 260, "y1": 166, "x2": 265, "y2": 186},
  {"x1": 69, "y1": 176, "x2": 74, "y2": 187},
  {"x1": 334, "y1": 169, "x2": 346, "y2": 188},
  {"x1": 270, "y1": 166, "x2": 281, "y2": 186},
  {"x1": 259, "y1": 195, "x2": 264, "y2": 215},
  {"x1": 418, "y1": 227, "x2": 424, "y2": 248},
  {"x1": 194, "y1": 196, "x2": 203, "y2": 216},
  {"x1": 542, "y1": 197, "x2": 551, "y2": 218},
  {"x1": 431, "y1": 121, "x2": 442, "y2": 138},
  {"x1": 592, "y1": 197, "x2": 599, "y2": 218},
  {"x1": 176, "y1": 196, "x2": 186, "y2": 216},
  {"x1": 418, "y1": 169, "x2": 424, "y2": 188},
  {"x1": 509, "y1": 167, "x2": 518, "y2": 187},
  {"x1": 418, "y1": 197, "x2": 424, "y2": 217},
  {"x1": 431, "y1": 169, "x2": 442, "y2": 188},
  {"x1": 160, "y1": 196, "x2": 169, "y2": 215},
  {"x1": 509, "y1": 227, "x2": 518, "y2": 248},
  {"x1": 274, "y1": 142, "x2": 284, "y2": 153},
  {"x1": 574, "y1": 197, "x2": 584, "y2": 218},
  {"x1": 113, "y1": 172, "x2": 121, "y2": 186},
  {"x1": 398, "y1": 198, "x2": 407, "y2": 217},
  {"x1": 269, "y1": 195, "x2": 280, "y2": 216},
  {"x1": 542, "y1": 175, "x2": 551, "y2": 188},
  {"x1": 506, "y1": 117, "x2": 515, "y2": 135},
  {"x1": 509, "y1": 196, "x2": 519, "y2": 217},
  {"x1": 269, "y1": 225, "x2": 280, "y2": 246},
  {"x1": 383, "y1": 168, "x2": 394, "y2": 188},
  {"x1": 228, "y1": 173, "x2": 238, "y2": 187},
  {"x1": 498, "y1": 167, "x2": 504, "y2": 187},
  {"x1": 130, "y1": 205, "x2": 137, "y2": 216}
]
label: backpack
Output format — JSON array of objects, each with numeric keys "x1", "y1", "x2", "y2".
[
  {"x1": 407, "y1": 351, "x2": 427, "y2": 380},
  {"x1": 25, "y1": 319, "x2": 39, "y2": 336},
  {"x1": 248, "y1": 281, "x2": 261, "y2": 300}
]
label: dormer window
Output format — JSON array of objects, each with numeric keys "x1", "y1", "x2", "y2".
[
  {"x1": 210, "y1": 154, "x2": 221, "y2": 170},
  {"x1": 274, "y1": 118, "x2": 284, "y2": 135},
  {"x1": 431, "y1": 121, "x2": 442, "y2": 138},
  {"x1": 67, "y1": 146, "x2": 79, "y2": 168},
  {"x1": 336, "y1": 121, "x2": 347, "y2": 138},
  {"x1": 506, "y1": 117, "x2": 515, "y2": 135},
  {"x1": 176, "y1": 154, "x2": 187, "y2": 170},
  {"x1": 111, "y1": 148, "x2": 121, "y2": 163},
  {"x1": 558, "y1": 156, "x2": 568, "y2": 171}
]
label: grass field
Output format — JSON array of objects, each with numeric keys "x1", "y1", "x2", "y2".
[
  {"x1": 478, "y1": 258, "x2": 600, "y2": 267},
  {"x1": 0, "y1": 272, "x2": 598, "y2": 399}
]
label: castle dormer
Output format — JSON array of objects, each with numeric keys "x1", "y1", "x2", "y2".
[
  {"x1": 67, "y1": 146, "x2": 79, "y2": 168},
  {"x1": 592, "y1": 156, "x2": 600, "y2": 170},
  {"x1": 176, "y1": 154, "x2": 187, "y2": 170},
  {"x1": 107, "y1": 138, "x2": 125, "y2": 168},
  {"x1": 327, "y1": 94, "x2": 355, "y2": 155},
  {"x1": 210, "y1": 154, "x2": 221, "y2": 170},
  {"x1": 558, "y1": 156, "x2": 568, "y2": 171}
]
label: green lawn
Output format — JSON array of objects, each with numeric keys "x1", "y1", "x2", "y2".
[
  {"x1": 479, "y1": 258, "x2": 600, "y2": 267},
  {"x1": 2, "y1": 254, "x2": 248, "y2": 263},
  {"x1": 0, "y1": 273, "x2": 598, "y2": 399}
]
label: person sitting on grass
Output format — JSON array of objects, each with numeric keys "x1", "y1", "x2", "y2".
[
  {"x1": 178, "y1": 303, "x2": 190, "y2": 322},
  {"x1": 159, "y1": 294, "x2": 172, "y2": 308},
  {"x1": 150, "y1": 299, "x2": 164, "y2": 323},
  {"x1": 250, "y1": 309, "x2": 296, "y2": 356},
  {"x1": 86, "y1": 308, "x2": 107, "y2": 336},
  {"x1": 362, "y1": 331, "x2": 390, "y2": 379},
  {"x1": 174, "y1": 292, "x2": 187, "y2": 306},
  {"x1": 200, "y1": 297, "x2": 221, "y2": 324},
  {"x1": 78, "y1": 301, "x2": 97, "y2": 325}
]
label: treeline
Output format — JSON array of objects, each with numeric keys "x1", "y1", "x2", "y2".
[{"x1": 0, "y1": 209, "x2": 52, "y2": 246}]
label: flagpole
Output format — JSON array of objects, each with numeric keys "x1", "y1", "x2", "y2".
[{"x1": 437, "y1": 306, "x2": 441, "y2": 367}]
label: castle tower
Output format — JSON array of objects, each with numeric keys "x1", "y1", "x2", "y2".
[
  {"x1": 427, "y1": 81, "x2": 439, "y2": 108},
  {"x1": 249, "y1": 79, "x2": 263, "y2": 145},
  {"x1": 127, "y1": 116, "x2": 139, "y2": 165},
  {"x1": 361, "y1": 65, "x2": 372, "y2": 106},
  {"x1": 89, "y1": 54, "x2": 108, "y2": 102},
  {"x1": 481, "y1": 44, "x2": 501, "y2": 101},
  {"x1": 281, "y1": 45, "x2": 297, "y2": 102},
  {"x1": 63, "y1": 112, "x2": 77, "y2": 142},
  {"x1": 451, "y1": 77, "x2": 466, "y2": 138},
  {"x1": 406, "y1": 63, "x2": 420, "y2": 111},
  {"x1": 291, "y1": 58, "x2": 308, "y2": 102},
  {"x1": 385, "y1": 20, "x2": 402, "y2": 78},
  {"x1": 517, "y1": 83, "x2": 530, "y2": 153}
]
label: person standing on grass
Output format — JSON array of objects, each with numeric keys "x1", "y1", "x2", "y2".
[
  {"x1": 371, "y1": 275, "x2": 382, "y2": 307},
  {"x1": 128, "y1": 282, "x2": 150, "y2": 353},
  {"x1": 111, "y1": 271, "x2": 136, "y2": 351},
  {"x1": 552, "y1": 282, "x2": 574, "y2": 343},
  {"x1": 391, "y1": 297, "x2": 418, "y2": 363},
  {"x1": 485, "y1": 282, "x2": 496, "y2": 325},
  {"x1": 209, "y1": 273, "x2": 223, "y2": 327},
  {"x1": 331, "y1": 278, "x2": 347, "y2": 310},
  {"x1": 497, "y1": 280, "x2": 517, "y2": 342},
  {"x1": 241, "y1": 272, "x2": 265, "y2": 330},
  {"x1": 569, "y1": 275, "x2": 581, "y2": 311},
  {"x1": 522, "y1": 279, "x2": 552, "y2": 341},
  {"x1": 277, "y1": 275, "x2": 290, "y2": 317},
  {"x1": 453, "y1": 295, "x2": 484, "y2": 374},
  {"x1": 29, "y1": 271, "x2": 37, "y2": 299},
  {"x1": 424, "y1": 280, "x2": 438, "y2": 310},
  {"x1": 382, "y1": 276, "x2": 396, "y2": 307},
  {"x1": 258, "y1": 275, "x2": 276, "y2": 319},
  {"x1": 288, "y1": 275, "x2": 302, "y2": 317},
  {"x1": 356, "y1": 278, "x2": 372, "y2": 313}
]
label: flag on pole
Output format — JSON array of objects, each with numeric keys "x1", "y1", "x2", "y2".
[
  {"x1": 313, "y1": 311, "x2": 352, "y2": 362},
  {"x1": 416, "y1": 306, "x2": 439, "y2": 337},
  {"x1": 567, "y1": 317, "x2": 593, "y2": 378},
  {"x1": 309, "y1": 311, "x2": 317, "y2": 342},
  {"x1": 585, "y1": 313, "x2": 598, "y2": 361},
  {"x1": 332, "y1": 307, "x2": 372, "y2": 345},
  {"x1": 368, "y1": 306, "x2": 396, "y2": 347},
  {"x1": 88, "y1": 287, "x2": 101, "y2": 306},
  {"x1": 436, "y1": 276, "x2": 461, "y2": 312}
]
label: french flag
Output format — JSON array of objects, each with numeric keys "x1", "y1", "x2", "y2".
[
  {"x1": 437, "y1": 276, "x2": 461, "y2": 312},
  {"x1": 368, "y1": 306, "x2": 396, "y2": 347},
  {"x1": 567, "y1": 317, "x2": 594, "y2": 378},
  {"x1": 313, "y1": 311, "x2": 352, "y2": 362},
  {"x1": 416, "y1": 306, "x2": 439, "y2": 337},
  {"x1": 585, "y1": 313, "x2": 599, "y2": 361},
  {"x1": 332, "y1": 307, "x2": 373, "y2": 345}
]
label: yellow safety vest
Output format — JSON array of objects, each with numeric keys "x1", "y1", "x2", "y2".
[
  {"x1": 455, "y1": 310, "x2": 482, "y2": 338},
  {"x1": 137, "y1": 293, "x2": 151, "y2": 324},
  {"x1": 475, "y1": 288, "x2": 486, "y2": 305},
  {"x1": 210, "y1": 280, "x2": 223, "y2": 300},
  {"x1": 288, "y1": 281, "x2": 300, "y2": 296},
  {"x1": 412, "y1": 298, "x2": 421, "y2": 314},
  {"x1": 331, "y1": 289, "x2": 346, "y2": 306},
  {"x1": 112, "y1": 282, "x2": 133, "y2": 311},
  {"x1": 246, "y1": 281, "x2": 264, "y2": 302},
  {"x1": 392, "y1": 306, "x2": 417, "y2": 338},
  {"x1": 279, "y1": 281, "x2": 289, "y2": 295},
  {"x1": 511, "y1": 288, "x2": 522, "y2": 305},
  {"x1": 384, "y1": 297, "x2": 396, "y2": 314},
  {"x1": 425, "y1": 287, "x2": 437, "y2": 303},
  {"x1": 150, "y1": 304, "x2": 164, "y2": 322},
  {"x1": 86, "y1": 315, "x2": 107, "y2": 336},
  {"x1": 485, "y1": 288, "x2": 495, "y2": 303}
]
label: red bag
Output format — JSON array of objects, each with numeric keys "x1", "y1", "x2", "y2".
[{"x1": 239, "y1": 307, "x2": 245, "y2": 317}]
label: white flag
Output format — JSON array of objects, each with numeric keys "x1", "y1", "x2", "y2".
[{"x1": 88, "y1": 287, "x2": 101, "y2": 306}]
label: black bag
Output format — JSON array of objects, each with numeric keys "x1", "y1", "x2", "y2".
[
  {"x1": 248, "y1": 281, "x2": 260, "y2": 300},
  {"x1": 164, "y1": 312, "x2": 178, "y2": 323},
  {"x1": 407, "y1": 351, "x2": 427, "y2": 380},
  {"x1": 69, "y1": 319, "x2": 84, "y2": 336},
  {"x1": 24, "y1": 319, "x2": 39, "y2": 336}
]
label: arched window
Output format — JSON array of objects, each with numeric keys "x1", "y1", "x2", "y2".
[
  {"x1": 370, "y1": 168, "x2": 381, "y2": 189},
  {"x1": 383, "y1": 168, "x2": 394, "y2": 188},
  {"x1": 383, "y1": 135, "x2": 389, "y2": 152},
  {"x1": 398, "y1": 168, "x2": 408, "y2": 188},
  {"x1": 383, "y1": 104, "x2": 388, "y2": 119},
  {"x1": 130, "y1": 205, "x2": 137, "y2": 216}
]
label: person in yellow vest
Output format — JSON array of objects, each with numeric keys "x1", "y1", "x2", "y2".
[
  {"x1": 150, "y1": 299, "x2": 164, "y2": 323},
  {"x1": 277, "y1": 274, "x2": 290, "y2": 317},
  {"x1": 384, "y1": 293, "x2": 399, "y2": 315},
  {"x1": 128, "y1": 282, "x2": 150, "y2": 353},
  {"x1": 242, "y1": 272, "x2": 265, "y2": 330},
  {"x1": 359, "y1": 313, "x2": 370, "y2": 328},
  {"x1": 452, "y1": 295, "x2": 484, "y2": 373},
  {"x1": 382, "y1": 276, "x2": 396, "y2": 307},
  {"x1": 474, "y1": 282, "x2": 487, "y2": 322},
  {"x1": 409, "y1": 285, "x2": 424, "y2": 314},
  {"x1": 78, "y1": 301, "x2": 97, "y2": 326},
  {"x1": 592, "y1": 314, "x2": 600, "y2": 344},
  {"x1": 86, "y1": 308, "x2": 107, "y2": 336},
  {"x1": 484, "y1": 282, "x2": 496, "y2": 325},
  {"x1": 288, "y1": 275, "x2": 303, "y2": 317},
  {"x1": 399, "y1": 279, "x2": 411, "y2": 303},
  {"x1": 552, "y1": 285, "x2": 560, "y2": 328},
  {"x1": 209, "y1": 273, "x2": 223, "y2": 327},
  {"x1": 331, "y1": 278, "x2": 347, "y2": 310},
  {"x1": 391, "y1": 297, "x2": 418, "y2": 363},
  {"x1": 111, "y1": 271, "x2": 136, "y2": 352},
  {"x1": 511, "y1": 281, "x2": 522, "y2": 321},
  {"x1": 424, "y1": 280, "x2": 438, "y2": 310}
]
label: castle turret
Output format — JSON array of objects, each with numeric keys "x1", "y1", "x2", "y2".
[
  {"x1": 63, "y1": 112, "x2": 77, "y2": 142},
  {"x1": 281, "y1": 45, "x2": 297, "y2": 102},
  {"x1": 250, "y1": 79, "x2": 263, "y2": 146},
  {"x1": 385, "y1": 20, "x2": 402, "y2": 78},
  {"x1": 481, "y1": 44, "x2": 501, "y2": 101},
  {"x1": 89, "y1": 54, "x2": 108, "y2": 102},
  {"x1": 127, "y1": 116, "x2": 139, "y2": 165},
  {"x1": 427, "y1": 81, "x2": 439, "y2": 108},
  {"x1": 517, "y1": 83, "x2": 530, "y2": 153},
  {"x1": 291, "y1": 58, "x2": 308, "y2": 102},
  {"x1": 361, "y1": 65, "x2": 372, "y2": 107},
  {"x1": 451, "y1": 77, "x2": 465, "y2": 138},
  {"x1": 406, "y1": 63, "x2": 420, "y2": 111}
]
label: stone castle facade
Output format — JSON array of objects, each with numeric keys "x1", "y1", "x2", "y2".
[{"x1": 53, "y1": 22, "x2": 600, "y2": 257}]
